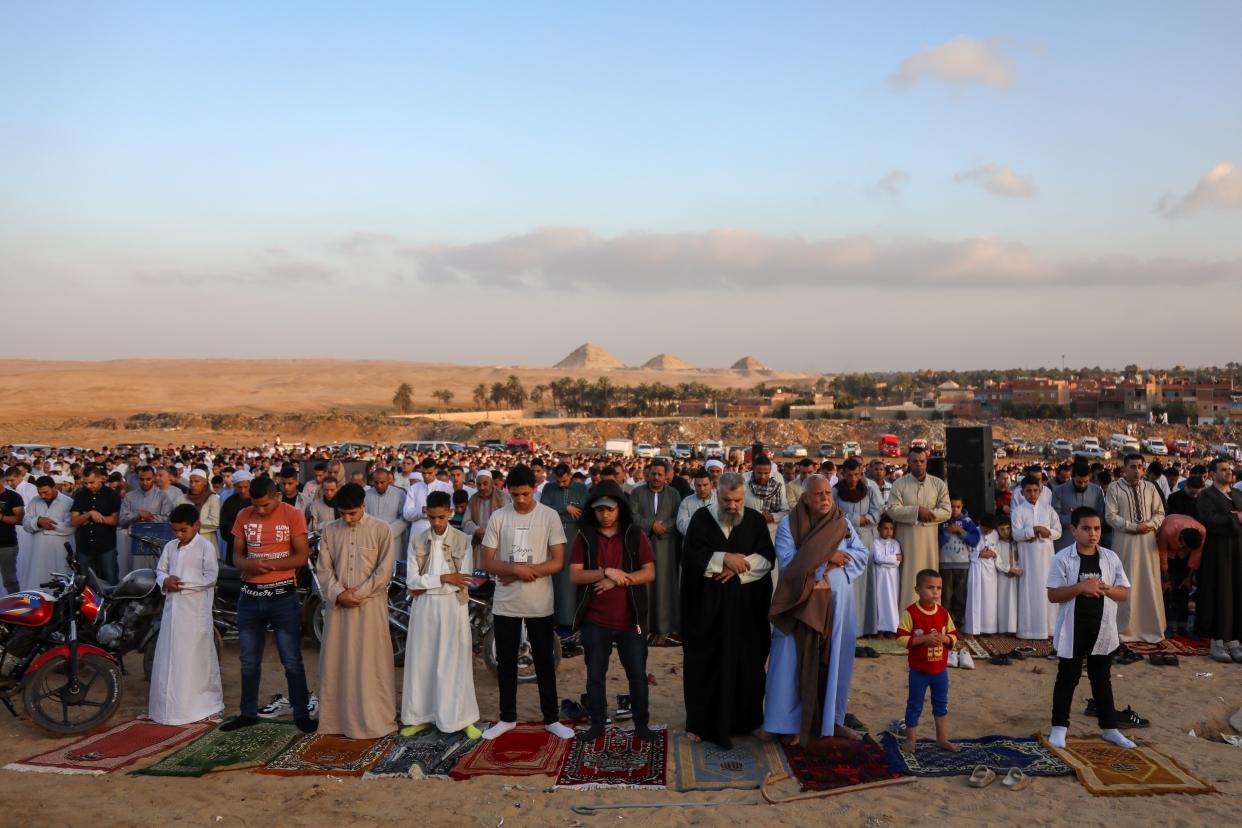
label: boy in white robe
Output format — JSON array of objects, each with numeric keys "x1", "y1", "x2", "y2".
[
  {"x1": 871, "y1": 515, "x2": 902, "y2": 634},
  {"x1": 994, "y1": 515, "x2": 1021, "y2": 634},
  {"x1": 149, "y1": 504, "x2": 223, "y2": 725},
  {"x1": 1013, "y1": 476, "x2": 1061, "y2": 641},
  {"x1": 400, "y1": 491, "x2": 482, "y2": 738},
  {"x1": 963, "y1": 513, "x2": 1000, "y2": 635}
]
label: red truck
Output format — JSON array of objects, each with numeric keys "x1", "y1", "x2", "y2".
[{"x1": 879, "y1": 434, "x2": 901, "y2": 457}]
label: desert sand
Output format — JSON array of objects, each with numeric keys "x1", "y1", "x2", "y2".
[{"x1": 1, "y1": 639, "x2": 1238, "y2": 827}]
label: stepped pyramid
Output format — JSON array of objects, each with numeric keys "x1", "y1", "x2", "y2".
[
  {"x1": 731, "y1": 355, "x2": 767, "y2": 371},
  {"x1": 553, "y1": 342, "x2": 625, "y2": 369},
  {"x1": 641, "y1": 353, "x2": 693, "y2": 370}
]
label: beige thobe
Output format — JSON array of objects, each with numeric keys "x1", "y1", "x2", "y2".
[
  {"x1": 315, "y1": 513, "x2": 397, "y2": 738},
  {"x1": 884, "y1": 473, "x2": 952, "y2": 606},
  {"x1": 1104, "y1": 478, "x2": 1166, "y2": 643}
]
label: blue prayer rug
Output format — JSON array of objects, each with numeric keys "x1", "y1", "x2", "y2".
[{"x1": 879, "y1": 732, "x2": 1073, "y2": 777}]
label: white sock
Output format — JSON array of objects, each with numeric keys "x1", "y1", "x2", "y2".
[
  {"x1": 545, "y1": 721, "x2": 575, "y2": 740},
  {"x1": 1101, "y1": 728, "x2": 1135, "y2": 749},
  {"x1": 482, "y1": 720, "x2": 516, "y2": 740},
  {"x1": 1048, "y1": 726, "x2": 1067, "y2": 749}
]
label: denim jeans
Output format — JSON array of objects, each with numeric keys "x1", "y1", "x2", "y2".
[
  {"x1": 905, "y1": 669, "x2": 949, "y2": 727},
  {"x1": 237, "y1": 591, "x2": 310, "y2": 718},
  {"x1": 80, "y1": 547, "x2": 119, "y2": 584},
  {"x1": 581, "y1": 623, "x2": 648, "y2": 728},
  {"x1": 0, "y1": 546, "x2": 18, "y2": 594}
]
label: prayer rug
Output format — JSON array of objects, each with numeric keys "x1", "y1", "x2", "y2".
[
  {"x1": 856, "y1": 637, "x2": 909, "y2": 656},
  {"x1": 780, "y1": 735, "x2": 903, "y2": 792},
  {"x1": 879, "y1": 732, "x2": 1072, "y2": 777},
  {"x1": 977, "y1": 635, "x2": 1053, "y2": 658},
  {"x1": 1042, "y1": 735, "x2": 1217, "y2": 797},
  {"x1": 256, "y1": 732, "x2": 393, "y2": 777},
  {"x1": 5, "y1": 718, "x2": 214, "y2": 775},
  {"x1": 672, "y1": 733, "x2": 789, "y2": 792},
  {"x1": 957, "y1": 635, "x2": 990, "y2": 660},
  {"x1": 554, "y1": 726, "x2": 667, "y2": 790},
  {"x1": 1121, "y1": 640, "x2": 1167, "y2": 655},
  {"x1": 364, "y1": 729, "x2": 478, "y2": 779},
  {"x1": 449, "y1": 723, "x2": 570, "y2": 779},
  {"x1": 132, "y1": 721, "x2": 301, "y2": 777},
  {"x1": 1116, "y1": 637, "x2": 1209, "y2": 657}
]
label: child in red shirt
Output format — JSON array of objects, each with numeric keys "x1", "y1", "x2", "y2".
[{"x1": 897, "y1": 569, "x2": 961, "y2": 753}]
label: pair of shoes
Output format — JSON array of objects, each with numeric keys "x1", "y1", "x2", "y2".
[
  {"x1": 1112, "y1": 648, "x2": 1143, "y2": 666},
  {"x1": 257, "y1": 693, "x2": 320, "y2": 720},
  {"x1": 988, "y1": 654, "x2": 1012, "y2": 666},
  {"x1": 218, "y1": 715, "x2": 258, "y2": 732},
  {"x1": 294, "y1": 716, "x2": 318, "y2": 733},
  {"x1": 614, "y1": 694, "x2": 632, "y2": 722},
  {"x1": 958, "y1": 651, "x2": 975, "y2": 669},
  {"x1": 1148, "y1": 652, "x2": 1180, "y2": 666},
  {"x1": 1002, "y1": 649, "x2": 1026, "y2": 661},
  {"x1": 968, "y1": 765, "x2": 997, "y2": 787},
  {"x1": 948, "y1": 650, "x2": 960, "y2": 668},
  {"x1": 1209, "y1": 641, "x2": 1233, "y2": 663},
  {"x1": 1228, "y1": 641, "x2": 1242, "y2": 663},
  {"x1": 1002, "y1": 767, "x2": 1032, "y2": 790},
  {"x1": 559, "y1": 699, "x2": 587, "y2": 722}
]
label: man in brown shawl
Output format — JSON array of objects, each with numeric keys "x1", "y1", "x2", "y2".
[{"x1": 765, "y1": 476, "x2": 871, "y2": 746}]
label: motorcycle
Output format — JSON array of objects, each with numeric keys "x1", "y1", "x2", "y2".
[
  {"x1": 303, "y1": 534, "x2": 409, "y2": 666},
  {"x1": 0, "y1": 543, "x2": 124, "y2": 734}
]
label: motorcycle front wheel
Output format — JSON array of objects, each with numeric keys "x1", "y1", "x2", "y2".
[{"x1": 23, "y1": 652, "x2": 123, "y2": 735}]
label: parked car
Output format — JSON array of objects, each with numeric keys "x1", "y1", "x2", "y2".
[
  {"x1": 1141, "y1": 437, "x2": 1168, "y2": 456},
  {"x1": 783, "y1": 444, "x2": 808, "y2": 458},
  {"x1": 1109, "y1": 433, "x2": 1141, "y2": 455},
  {"x1": 908, "y1": 438, "x2": 929, "y2": 453},
  {"x1": 841, "y1": 441, "x2": 862, "y2": 459},
  {"x1": 1074, "y1": 446, "x2": 1110, "y2": 460},
  {"x1": 1078, "y1": 436, "x2": 1101, "y2": 451},
  {"x1": 697, "y1": 440, "x2": 725, "y2": 459},
  {"x1": 1211, "y1": 442, "x2": 1241, "y2": 461},
  {"x1": 1051, "y1": 438, "x2": 1074, "y2": 458},
  {"x1": 669, "y1": 442, "x2": 694, "y2": 460},
  {"x1": 478, "y1": 439, "x2": 506, "y2": 450},
  {"x1": 634, "y1": 443, "x2": 657, "y2": 459},
  {"x1": 878, "y1": 435, "x2": 900, "y2": 457},
  {"x1": 819, "y1": 442, "x2": 836, "y2": 458},
  {"x1": 1171, "y1": 439, "x2": 1195, "y2": 457},
  {"x1": 604, "y1": 438, "x2": 634, "y2": 456},
  {"x1": 1010, "y1": 437, "x2": 1030, "y2": 454}
]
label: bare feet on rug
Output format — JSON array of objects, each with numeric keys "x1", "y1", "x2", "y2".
[
  {"x1": 936, "y1": 739, "x2": 961, "y2": 752},
  {"x1": 903, "y1": 734, "x2": 917, "y2": 753},
  {"x1": 833, "y1": 724, "x2": 863, "y2": 741}
]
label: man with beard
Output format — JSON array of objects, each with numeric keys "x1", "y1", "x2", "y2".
[
  {"x1": 885, "y1": 447, "x2": 952, "y2": 607},
  {"x1": 1104, "y1": 454, "x2": 1166, "y2": 644},
  {"x1": 365, "y1": 468, "x2": 410, "y2": 553},
  {"x1": 1165, "y1": 474, "x2": 1203, "y2": 518},
  {"x1": 834, "y1": 458, "x2": 884, "y2": 637},
  {"x1": 1196, "y1": 458, "x2": 1242, "y2": 663},
  {"x1": 540, "y1": 463, "x2": 589, "y2": 631},
  {"x1": 680, "y1": 472, "x2": 774, "y2": 748},
  {"x1": 630, "y1": 459, "x2": 682, "y2": 641},
  {"x1": 744, "y1": 454, "x2": 788, "y2": 543},
  {"x1": 764, "y1": 475, "x2": 870, "y2": 746},
  {"x1": 1052, "y1": 461, "x2": 1108, "y2": 552}
]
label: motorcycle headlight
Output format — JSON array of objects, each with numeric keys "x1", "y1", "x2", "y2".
[{"x1": 96, "y1": 622, "x2": 123, "y2": 646}]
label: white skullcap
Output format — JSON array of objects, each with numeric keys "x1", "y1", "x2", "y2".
[
  {"x1": 188, "y1": 469, "x2": 208, "y2": 479},
  {"x1": 474, "y1": 468, "x2": 493, "y2": 480},
  {"x1": 705, "y1": 459, "x2": 725, "y2": 471},
  {"x1": 232, "y1": 470, "x2": 254, "y2": 483}
]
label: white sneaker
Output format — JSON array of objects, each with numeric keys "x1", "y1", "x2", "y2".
[
  {"x1": 958, "y1": 651, "x2": 975, "y2": 670},
  {"x1": 948, "y1": 650, "x2": 960, "y2": 668},
  {"x1": 257, "y1": 693, "x2": 319, "y2": 719}
]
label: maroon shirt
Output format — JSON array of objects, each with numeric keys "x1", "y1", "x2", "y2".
[{"x1": 570, "y1": 529, "x2": 654, "y2": 631}]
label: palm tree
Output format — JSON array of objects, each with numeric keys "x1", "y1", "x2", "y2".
[
  {"x1": 473, "y1": 383, "x2": 489, "y2": 411},
  {"x1": 432, "y1": 388, "x2": 454, "y2": 414},
  {"x1": 392, "y1": 382, "x2": 414, "y2": 414},
  {"x1": 504, "y1": 375, "x2": 527, "y2": 409},
  {"x1": 491, "y1": 382, "x2": 508, "y2": 410},
  {"x1": 531, "y1": 384, "x2": 547, "y2": 408}
]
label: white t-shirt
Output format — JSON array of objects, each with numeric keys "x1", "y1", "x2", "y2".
[{"x1": 483, "y1": 503, "x2": 567, "y2": 618}]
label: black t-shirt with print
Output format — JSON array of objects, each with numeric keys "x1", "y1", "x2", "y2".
[
  {"x1": 1074, "y1": 551, "x2": 1104, "y2": 635},
  {"x1": 0, "y1": 489, "x2": 23, "y2": 547}
]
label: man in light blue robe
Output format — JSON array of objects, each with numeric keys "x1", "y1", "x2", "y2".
[
  {"x1": 833, "y1": 458, "x2": 884, "y2": 636},
  {"x1": 764, "y1": 476, "x2": 870, "y2": 743}
]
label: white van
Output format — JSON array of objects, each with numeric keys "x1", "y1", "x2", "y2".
[
  {"x1": 397, "y1": 441, "x2": 464, "y2": 454},
  {"x1": 1109, "y1": 434, "x2": 1141, "y2": 455}
]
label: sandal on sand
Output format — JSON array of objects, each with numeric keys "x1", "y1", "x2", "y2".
[
  {"x1": 968, "y1": 765, "x2": 997, "y2": 788},
  {"x1": 1002, "y1": 767, "x2": 1032, "y2": 791},
  {"x1": 988, "y1": 655, "x2": 1012, "y2": 666}
]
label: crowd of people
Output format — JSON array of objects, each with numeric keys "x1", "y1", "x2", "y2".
[{"x1": 1, "y1": 437, "x2": 1240, "y2": 755}]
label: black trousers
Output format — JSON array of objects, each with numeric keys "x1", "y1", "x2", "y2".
[
  {"x1": 494, "y1": 614, "x2": 559, "y2": 724},
  {"x1": 1051, "y1": 616, "x2": 1117, "y2": 729},
  {"x1": 581, "y1": 623, "x2": 649, "y2": 728},
  {"x1": 1164, "y1": 556, "x2": 1191, "y2": 633},
  {"x1": 940, "y1": 567, "x2": 968, "y2": 626}
]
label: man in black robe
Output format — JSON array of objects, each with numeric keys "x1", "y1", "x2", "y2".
[
  {"x1": 680, "y1": 472, "x2": 775, "y2": 748},
  {"x1": 1197, "y1": 458, "x2": 1242, "y2": 663}
]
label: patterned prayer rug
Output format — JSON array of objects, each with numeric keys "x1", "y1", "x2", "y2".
[
  {"x1": 364, "y1": 729, "x2": 478, "y2": 779},
  {"x1": 672, "y1": 734, "x2": 789, "y2": 792},
  {"x1": 957, "y1": 635, "x2": 991, "y2": 660},
  {"x1": 256, "y1": 732, "x2": 393, "y2": 777},
  {"x1": 553, "y1": 726, "x2": 667, "y2": 790},
  {"x1": 977, "y1": 635, "x2": 1053, "y2": 658},
  {"x1": 1042, "y1": 735, "x2": 1217, "y2": 796},
  {"x1": 879, "y1": 732, "x2": 1072, "y2": 777},
  {"x1": 856, "y1": 637, "x2": 910, "y2": 656},
  {"x1": 1114, "y1": 636, "x2": 1209, "y2": 657},
  {"x1": 5, "y1": 718, "x2": 215, "y2": 775},
  {"x1": 781, "y1": 735, "x2": 903, "y2": 792},
  {"x1": 449, "y1": 723, "x2": 571, "y2": 779},
  {"x1": 131, "y1": 721, "x2": 301, "y2": 777}
]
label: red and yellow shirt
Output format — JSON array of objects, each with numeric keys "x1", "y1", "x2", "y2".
[{"x1": 897, "y1": 602, "x2": 957, "y2": 675}]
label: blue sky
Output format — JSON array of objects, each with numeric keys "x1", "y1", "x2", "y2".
[{"x1": 3, "y1": 2, "x2": 1240, "y2": 371}]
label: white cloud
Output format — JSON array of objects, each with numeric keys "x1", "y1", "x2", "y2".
[
  {"x1": 877, "y1": 169, "x2": 910, "y2": 197},
  {"x1": 954, "y1": 164, "x2": 1036, "y2": 198},
  {"x1": 1157, "y1": 162, "x2": 1242, "y2": 219},
  {"x1": 889, "y1": 36, "x2": 1016, "y2": 91}
]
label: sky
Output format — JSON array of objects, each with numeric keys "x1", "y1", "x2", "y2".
[{"x1": 3, "y1": 2, "x2": 1241, "y2": 373}]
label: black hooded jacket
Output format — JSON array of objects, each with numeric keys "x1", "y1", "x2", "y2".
[{"x1": 572, "y1": 479, "x2": 650, "y2": 633}]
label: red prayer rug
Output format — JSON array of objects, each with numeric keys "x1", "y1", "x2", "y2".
[
  {"x1": 781, "y1": 735, "x2": 904, "y2": 792},
  {"x1": 256, "y1": 732, "x2": 394, "y2": 777},
  {"x1": 449, "y1": 723, "x2": 571, "y2": 779},
  {"x1": 1119, "y1": 636, "x2": 1210, "y2": 657},
  {"x1": 553, "y1": 727, "x2": 667, "y2": 790},
  {"x1": 5, "y1": 718, "x2": 215, "y2": 775}
]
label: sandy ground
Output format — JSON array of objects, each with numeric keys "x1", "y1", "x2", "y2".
[{"x1": 1, "y1": 637, "x2": 1239, "y2": 827}]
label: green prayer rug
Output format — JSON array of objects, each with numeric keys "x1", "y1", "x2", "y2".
[{"x1": 131, "y1": 721, "x2": 301, "y2": 777}]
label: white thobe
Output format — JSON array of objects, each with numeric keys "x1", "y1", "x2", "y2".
[
  {"x1": 871, "y1": 537, "x2": 901, "y2": 632},
  {"x1": 19, "y1": 493, "x2": 75, "y2": 591},
  {"x1": 676, "y1": 493, "x2": 717, "y2": 536},
  {"x1": 1012, "y1": 499, "x2": 1062, "y2": 640},
  {"x1": 149, "y1": 535, "x2": 223, "y2": 725},
  {"x1": 994, "y1": 538, "x2": 1020, "y2": 634},
  {"x1": 401, "y1": 532, "x2": 479, "y2": 732},
  {"x1": 963, "y1": 531, "x2": 1000, "y2": 635},
  {"x1": 13, "y1": 480, "x2": 37, "y2": 584}
]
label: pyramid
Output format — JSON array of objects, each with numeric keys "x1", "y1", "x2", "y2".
[
  {"x1": 731, "y1": 356, "x2": 767, "y2": 371},
  {"x1": 553, "y1": 342, "x2": 625, "y2": 369},
  {"x1": 642, "y1": 353, "x2": 693, "y2": 370}
]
